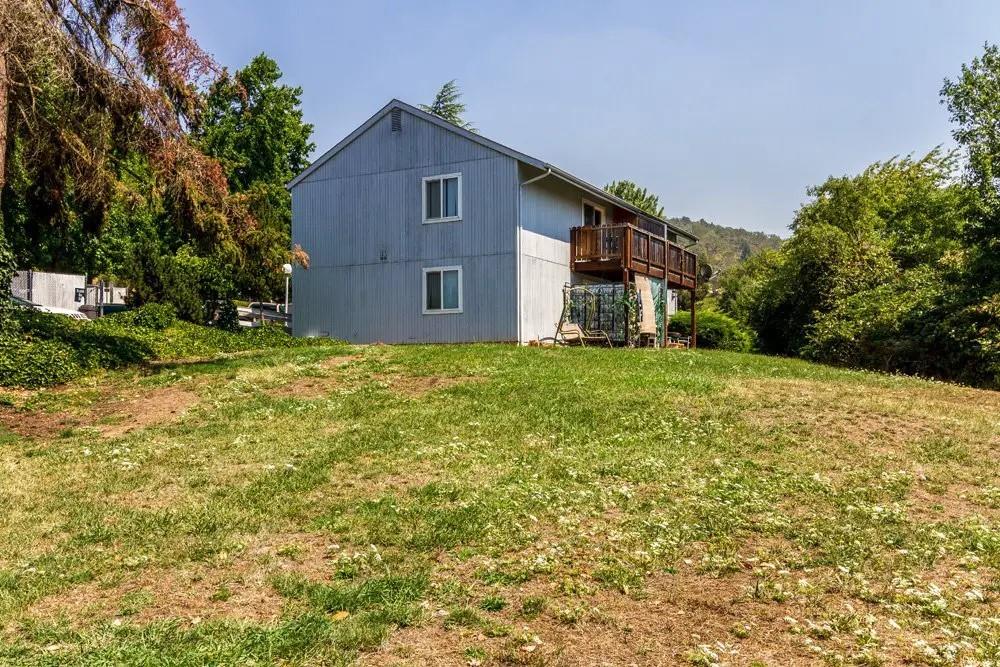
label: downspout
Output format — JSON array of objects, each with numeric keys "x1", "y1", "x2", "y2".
[{"x1": 516, "y1": 167, "x2": 552, "y2": 345}]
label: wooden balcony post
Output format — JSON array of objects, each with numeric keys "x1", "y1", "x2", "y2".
[
  {"x1": 623, "y1": 226, "x2": 632, "y2": 270},
  {"x1": 690, "y1": 288, "x2": 697, "y2": 349},
  {"x1": 569, "y1": 228, "x2": 576, "y2": 273},
  {"x1": 623, "y1": 268, "x2": 631, "y2": 347},
  {"x1": 662, "y1": 286, "x2": 669, "y2": 347}
]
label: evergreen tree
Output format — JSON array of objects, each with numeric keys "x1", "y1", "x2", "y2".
[{"x1": 420, "y1": 80, "x2": 475, "y2": 132}]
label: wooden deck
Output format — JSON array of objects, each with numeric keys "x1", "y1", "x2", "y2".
[{"x1": 570, "y1": 224, "x2": 698, "y2": 289}]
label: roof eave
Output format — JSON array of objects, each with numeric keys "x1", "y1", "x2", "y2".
[
  {"x1": 287, "y1": 99, "x2": 698, "y2": 245},
  {"x1": 287, "y1": 99, "x2": 545, "y2": 189}
]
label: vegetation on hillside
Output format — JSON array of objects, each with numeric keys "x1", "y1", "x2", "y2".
[
  {"x1": 1, "y1": 344, "x2": 996, "y2": 664},
  {"x1": 0, "y1": 4, "x2": 312, "y2": 329},
  {"x1": 668, "y1": 216, "x2": 783, "y2": 278},
  {"x1": 0, "y1": 304, "x2": 330, "y2": 389},
  {"x1": 713, "y1": 41, "x2": 1000, "y2": 388}
]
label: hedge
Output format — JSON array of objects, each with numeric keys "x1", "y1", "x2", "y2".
[
  {"x1": 668, "y1": 309, "x2": 755, "y2": 352},
  {"x1": 0, "y1": 304, "x2": 331, "y2": 389}
]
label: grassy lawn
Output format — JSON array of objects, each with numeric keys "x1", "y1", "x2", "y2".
[{"x1": 0, "y1": 344, "x2": 998, "y2": 666}]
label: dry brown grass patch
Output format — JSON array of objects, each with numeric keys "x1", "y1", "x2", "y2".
[
  {"x1": 97, "y1": 386, "x2": 199, "y2": 438},
  {"x1": 25, "y1": 532, "x2": 342, "y2": 628},
  {"x1": 728, "y1": 377, "x2": 998, "y2": 456},
  {"x1": 363, "y1": 567, "x2": 818, "y2": 666},
  {"x1": 269, "y1": 355, "x2": 359, "y2": 398},
  {"x1": 379, "y1": 374, "x2": 483, "y2": 398}
]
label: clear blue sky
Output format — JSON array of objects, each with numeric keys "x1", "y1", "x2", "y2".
[{"x1": 180, "y1": 1, "x2": 1000, "y2": 236}]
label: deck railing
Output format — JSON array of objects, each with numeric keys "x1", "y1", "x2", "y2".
[{"x1": 570, "y1": 224, "x2": 697, "y2": 289}]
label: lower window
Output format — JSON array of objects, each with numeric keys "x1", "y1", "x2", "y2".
[{"x1": 423, "y1": 266, "x2": 462, "y2": 314}]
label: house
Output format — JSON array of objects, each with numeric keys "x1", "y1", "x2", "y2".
[{"x1": 288, "y1": 100, "x2": 698, "y2": 345}]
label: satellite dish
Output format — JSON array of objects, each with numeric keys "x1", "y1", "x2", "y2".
[{"x1": 698, "y1": 262, "x2": 715, "y2": 282}]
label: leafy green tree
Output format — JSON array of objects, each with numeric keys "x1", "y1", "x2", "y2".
[
  {"x1": 720, "y1": 151, "x2": 968, "y2": 358},
  {"x1": 420, "y1": 80, "x2": 475, "y2": 132},
  {"x1": 192, "y1": 54, "x2": 314, "y2": 303},
  {"x1": 792, "y1": 150, "x2": 967, "y2": 270},
  {"x1": 0, "y1": 0, "x2": 227, "y2": 327},
  {"x1": 196, "y1": 54, "x2": 314, "y2": 193},
  {"x1": 718, "y1": 248, "x2": 784, "y2": 325},
  {"x1": 604, "y1": 180, "x2": 665, "y2": 218},
  {"x1": 941, "y1": 42, "x2": 1000, "y2": 301}
]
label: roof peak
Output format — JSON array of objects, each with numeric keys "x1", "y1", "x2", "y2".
[{"x1": 287, "y1": 99, "x2": 697, "y2": 243}]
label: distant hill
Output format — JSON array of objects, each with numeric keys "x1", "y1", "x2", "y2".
[{"x1": 668, "y1": 216, "x2": 783, "y2": 278}]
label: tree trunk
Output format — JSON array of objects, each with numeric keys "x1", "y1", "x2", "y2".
[{"x1": 0, "y1": 47, "x2": 8, "y2": 202}]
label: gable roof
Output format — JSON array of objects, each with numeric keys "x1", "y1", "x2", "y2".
[{"x1": 288, "y1": 99, "x2": 697, "y2": 243}]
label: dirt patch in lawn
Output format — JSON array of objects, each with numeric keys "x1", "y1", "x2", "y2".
[
  {"x1": 0, "y1": 406, "x2": 77, "y2": 439},
  {"x1": 0, "y1": 385, "x2": 198, "y2": 440},
  {"x1": 98, "y1": 386, "x2": 199, "y2": 438},
  {"x1": 25, "y1": 532, "x2": 341, "y2": 628},
  {"x1": 908, "y1": 483, "x2": 998, "y2": 523},
  {"x1": 362, "y1": 568, "x2": 817, "y2": 666},
  {"x1": 727, "y1": 377, "x2": 997, "y2": 456},
  {"x1": 270, "y1": 355, "x2": 359, "y2": 398},
  {"x1": 381, "y1": 374, "x2": 483, "y2": 398}
]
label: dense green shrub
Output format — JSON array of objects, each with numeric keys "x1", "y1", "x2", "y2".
[
  {"x1": 127, "y1": 244, "x2": 235, "y2": 324},
  {"x1": 205, "y1": 300, "x2": 240, "y2": 332},
  {"x1": 0, "y1": 336, "x2": 82, "y2": 388},
  {"x1": 668, "y1": 310, "x2": 754, "y2": 352},
  {"x1": 0, "y1": 304, "x2": 330, "y2": 388},
  {"x1": 106, "y1": 303, "x2": 177, "y2": 330},
  {"x1": 804, "y1": 270, "x2": 1000, "y2": 386}
]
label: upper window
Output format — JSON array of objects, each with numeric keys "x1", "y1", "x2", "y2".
[
  {"x1": 423, "y1": 266, "x2": 462, "y2": 314},
  {"x1": 582, "y1": 200, "x2": 605, "y2": 227},
  {"x1": 423, "y1": 173, "x2": 462, "y2": 223}
]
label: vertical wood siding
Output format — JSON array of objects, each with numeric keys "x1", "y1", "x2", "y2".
[{"x1": 291, "y1": 109, "x2": 518, "y2": 343}]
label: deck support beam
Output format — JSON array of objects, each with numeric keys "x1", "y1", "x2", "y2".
[
  {"x1": 690, "y1": 288, "x2": 697, "y2": 349},
  {"x1": 662, "y1": 287, "x2": 669, "y2": 347},
  {"x1": 622, "y1": 268, "x2": 631, "y2": 347}
]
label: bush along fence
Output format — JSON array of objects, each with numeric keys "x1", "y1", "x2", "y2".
[{"x1": 0, "y1": 303, "x2": 332, "y2": 389}]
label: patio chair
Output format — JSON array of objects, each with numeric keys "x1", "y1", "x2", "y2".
[
  {"x1": 555, "y1": 286, "x2": 613, "y2": 347},
  {"x1": 666, "y1": 333, "x2": 691, "y2": 349},
  {"x1": 557, "y1": 321, "x2": 612, "y2": 347}
]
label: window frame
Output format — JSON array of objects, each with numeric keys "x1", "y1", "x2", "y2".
[
  {"x1": 581, "y1": 199, "x2": 606, "y2": 227},
  {"x1": 422, "y1": 173, "x2": 463, "y2": 224},
  {"x1": 422, "y1": 265, "x2": 463, "y2": 315}
]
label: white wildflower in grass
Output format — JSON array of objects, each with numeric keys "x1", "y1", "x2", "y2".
[{"x1": 964, "y1": 589, "x2": 984, "y2": 602}]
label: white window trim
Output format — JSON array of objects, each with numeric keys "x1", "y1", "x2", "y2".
[
  {"x1": 422, "y1": 265, "x2": 463, "y2": 315},
  {"x1": 422, "y1": 173, "x2": 463, "y2": 224},
  {"x1": 581, "y1": 198, "x2": 606, "y2": 226}
]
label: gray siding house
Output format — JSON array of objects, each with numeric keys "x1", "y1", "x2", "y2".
[{"x1": 289, "y1": 100, "x2": 698, "y2": 344}]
